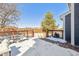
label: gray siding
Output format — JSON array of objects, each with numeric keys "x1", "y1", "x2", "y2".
[
  {"x1": 74, "y1": 3, "x2": 79, "y2": 46},
  {"x1": 65, "y1": 13, "x2": 71, "y2": 43}
]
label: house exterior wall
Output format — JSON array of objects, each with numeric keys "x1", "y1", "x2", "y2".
[
  {"x1": 74, "y1": 3, "x2": 79, "y2": 46},
  {"x1": 61, "y1": 3, "x2": 79, "y2": 46},
  {"x1": 71, "y1": 3, "x2": 75, "y2": 46},
  {"x1": 65, "y1": 13, "x2": 71, "y2": 43}
]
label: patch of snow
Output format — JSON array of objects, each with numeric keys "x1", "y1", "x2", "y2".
[
  {"x1": 47, "y1": 37, "x2": 66, "y2": 43},
  {"x1": 9, "y1": 38, "x2": 35, "y2": 56},
  {"x1": 0, "y1": 39, "x2": 9, "y2": 55}
]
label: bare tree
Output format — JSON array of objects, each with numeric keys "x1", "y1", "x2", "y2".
[{"x1": 0, "y1": 3, "x2": 20, "y2": 28}]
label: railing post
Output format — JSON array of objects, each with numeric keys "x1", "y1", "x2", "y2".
[
  {"x1": 62, "y1": 30, "x2": 63, "y2": 39},
  {"x1": 52, "y1": 30, "x2": 53, "y2": 37},
  {"x1": 32, "y1": 30, "x2": 34, "y2": 37},
  {"x1": 46, "y1": 30, "x2": 49, "y2": 37},
  {"x1": 27, "y1": 30, "x2": 28, "y2": 38}
]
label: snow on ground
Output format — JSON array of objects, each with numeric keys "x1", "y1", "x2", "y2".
[
  {"x1": 47, "y1": 37, "x2": 66, "y2": 43},
  {"x1": 22, "y1": 39, "x2": 79, "y2": 56},
  {"x1": 9, "y1": 36, "x2": 79, "y2": 56},
  {"x1": 9, "y1": 37, "x2": 36, "y2": 56},
  {"x1": 0, "y1": 39, "x2": 9, "y2": 55}
]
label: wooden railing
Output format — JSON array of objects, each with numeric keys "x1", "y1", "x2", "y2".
[
  {"x1": 46, "y1": 30, "x2": 63, "y2": 39},
  {"x1": 0, "y1": 30, "x2": 34, "y2": 38}
]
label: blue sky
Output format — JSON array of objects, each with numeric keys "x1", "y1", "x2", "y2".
[{"x1": 17, "y1": 3, "x2": 68, "y2": 28}]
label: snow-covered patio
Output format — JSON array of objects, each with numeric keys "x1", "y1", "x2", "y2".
[{"x1": 9, "y1": 37, "x2": 79, "y2": 56}]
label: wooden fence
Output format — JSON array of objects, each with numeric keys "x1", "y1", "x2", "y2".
[{"x1": 46, "y1": 30, "x2": 63, "y2": 38}]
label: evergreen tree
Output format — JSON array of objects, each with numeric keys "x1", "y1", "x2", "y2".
[{"x1": 41, "y1": 12, "x2": 57, "y2": 31}]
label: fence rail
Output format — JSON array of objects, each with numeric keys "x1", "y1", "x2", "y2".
[{"x1": 46, "y1": 30, "x2": 63, "y2": 38}]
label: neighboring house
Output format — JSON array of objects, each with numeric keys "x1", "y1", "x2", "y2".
[{"x1": 61, "y1": 3, "x2": 79, "y2": 46}]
